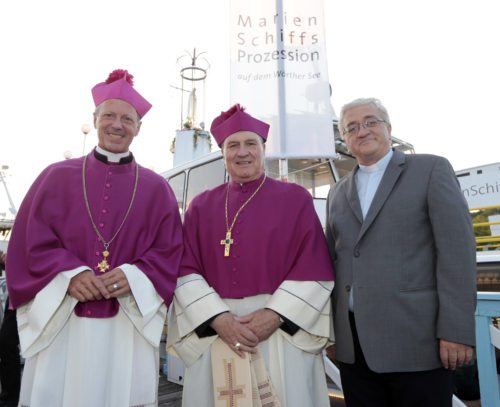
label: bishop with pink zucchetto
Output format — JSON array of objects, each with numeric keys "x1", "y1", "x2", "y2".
[
  {"x1": 210, "y1": 103, "x2": 269, "y2": 145},
  {"x1": 91, "y1": 69, "x2": 152, "y2": 118},
  {"x1": 167, "y1": 104, "x2": 335, "y2": 407},
  {"x1": 6, "y1": 69, "x2": 183, "y2": 407}
]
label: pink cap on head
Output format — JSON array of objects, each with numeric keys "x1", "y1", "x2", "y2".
[
  {"x1": 91, "y1": 69, "x2": 152, "y2": 118},
  {"x1": 210, "y1": 104, "x2": 269, "y2": 146}
]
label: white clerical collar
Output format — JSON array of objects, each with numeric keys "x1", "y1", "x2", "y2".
[
  {"x1": 358, "y1": 149, "x2": 393, "y2": 174},
  {"x1": 95, "y1": 146, "x2": 131, "y2": 163}
]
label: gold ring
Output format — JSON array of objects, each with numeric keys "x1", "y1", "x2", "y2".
[
  {"x1": 112, "y1": 283, "x2": 119, "y2": 290},
  {"x1": 235, "y1": 342, "x2": 241, "y2": 350}
]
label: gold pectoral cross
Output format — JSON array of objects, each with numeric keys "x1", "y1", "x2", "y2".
[
  {"x1": 97, "y1": 249, "x2": 110, "y2": 272},
  {"x1": 220, "y1": 231, "x2": 234, "y2": 257}
]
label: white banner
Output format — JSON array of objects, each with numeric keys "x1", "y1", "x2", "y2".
[
  {"x1": 230, "y1": 0, "x2": 336, "y2": 159},
  {"x1": 457, "y1": 164, "x2": 500, "y2": 209}
]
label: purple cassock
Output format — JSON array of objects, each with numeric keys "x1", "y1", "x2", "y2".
[
  {"x1": 180, "y1": 174, "x2": 334, "y2": 298},
  {"x1": 6, "y1": 150, "x2": 183, "y2": 316}
]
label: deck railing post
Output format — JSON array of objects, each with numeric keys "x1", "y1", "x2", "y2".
[{"x1": 475, "y1": 292, "x2": 500, "y2": 406}]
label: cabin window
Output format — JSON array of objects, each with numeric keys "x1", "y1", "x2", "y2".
[
  {"x1": 265, "y1": 158, "x2": 334, "y2": 199},
  {"x1": 167, "y1": 172, "x2": 186, "y2": 214},
  {"x1": 186, "y1": 159, "x2": 226, "y2": 209}
]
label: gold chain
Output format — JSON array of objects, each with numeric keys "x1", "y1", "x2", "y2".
[
  {"x1": 220, "y1": 175, "x2": 266, "y2": 257},
  {"x1": 82, "y1": 154, "x2": 139, "y2": 271}
]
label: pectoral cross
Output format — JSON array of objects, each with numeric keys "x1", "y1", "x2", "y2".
[
  {"x1": 220, "y1": 231, "x2": 234, "y2": 257},
  {"x1": 97, "y1": 250, "x2": 110, "y2": 272}
]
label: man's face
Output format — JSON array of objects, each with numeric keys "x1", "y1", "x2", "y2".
[
  {"x1": 342, "y1": 104, "x2": 392, "y2": 166},
  {"x1": 222, "y1": 131, "x2": 265, "y2": 183},
  {"x1": 94, "y1": 99, "x2": 141, "y2": 154}
]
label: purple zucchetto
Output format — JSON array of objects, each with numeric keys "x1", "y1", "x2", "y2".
[
  {"x1": 91, "y1": 69, "x2": 152, "y2": 118},
  {"x1": 210, "y1": 104, "x2": 270, "y2": 146}
]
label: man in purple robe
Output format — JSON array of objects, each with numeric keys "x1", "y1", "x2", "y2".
[
  {"x1": 6, "y1": 69, "x2": 183, "y2": 407},
  {"x1": 167, "y1": 104, "x2": 335, "y2": 407}
]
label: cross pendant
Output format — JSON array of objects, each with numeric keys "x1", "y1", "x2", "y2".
[
  {"x1": 220, "y1": 231, "x2": 234, "y2": 257},
  {"x1": 97, "y1": 249, "x2": 110, "y2": 272}
]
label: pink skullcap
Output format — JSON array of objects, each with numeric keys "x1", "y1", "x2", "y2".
[
  {"x1": 91, "y1": 69, "x2": 152, "y2": 118},
  {"x1": 210, "y1": 104, "x2": 269, "y2": 146}
]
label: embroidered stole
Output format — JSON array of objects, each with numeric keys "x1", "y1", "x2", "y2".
[{"x1": 211, "y1": 338, "x2": 281, "y2": 407}]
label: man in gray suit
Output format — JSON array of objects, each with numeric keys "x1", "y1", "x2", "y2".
[{"x1": 326, "y1": 97, "x2": 476, "y2": 406}]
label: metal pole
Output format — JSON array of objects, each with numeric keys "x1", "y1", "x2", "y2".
[
  {"x1": 0, "y1": 167, "x2": 17, "y2": 215},
  {"x1": 81, "y1": 124, "x2": 90, "y2": 156},
  {"x1": 275, "y1": 0, "x2": 288, "y2": 181},
  {"x1": 82, "y1": 134, "x2": 87, "y2": 156}
]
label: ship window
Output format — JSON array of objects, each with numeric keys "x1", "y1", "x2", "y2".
[
  {"x1": 186, "y1": 159, "x2": 226, "y2": 209},
  {"x1": 265, "y1": 159, "x2": 334, "y2": 199},
  {"x1": 167, "y1": 172, "x2": 186, "y2": 214}
]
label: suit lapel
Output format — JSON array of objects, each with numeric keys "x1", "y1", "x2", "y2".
[
  {"x1": 345, "y1": 168, "x2": 364, "y2": 224},
  {"x1": 358, "y1": 149, "x2": 406, "y2": 240}
]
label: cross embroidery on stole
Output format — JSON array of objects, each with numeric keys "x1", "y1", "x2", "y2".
[{"x1": 216, "y1": 358, "x2": 246, "y2": 407}]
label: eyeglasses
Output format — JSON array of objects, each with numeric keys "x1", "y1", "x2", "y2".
[{"x1": 342, "y1": 118, "x2": 386, "y2": 137}]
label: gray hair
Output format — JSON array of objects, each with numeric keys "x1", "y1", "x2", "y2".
[{"x1": 338, "y1": 98, "x2": 391, "y2": 133}]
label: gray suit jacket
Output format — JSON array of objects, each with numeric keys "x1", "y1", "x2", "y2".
[{"x1": 326, "y1": 149, "x2": 476, "y2": 373}]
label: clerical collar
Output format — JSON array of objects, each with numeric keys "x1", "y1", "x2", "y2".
[
  {"x1": 358, "y1": 149, "x2": 393, "y2": 174},
  {"x1": 94, "y1": 146, "x2": 133, "y2": 164},
  {"x1": 228, "y1": 173, "x2": 266, "y2": 191}
]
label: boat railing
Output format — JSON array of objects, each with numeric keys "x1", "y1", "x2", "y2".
[
  {"x1": 471, "y1": 205, "x2": 500, "y2": 250},
  {"x1": 476, "y1": 292, "x2": 500, "y2": 406}
]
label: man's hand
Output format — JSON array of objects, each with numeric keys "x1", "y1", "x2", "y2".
[
  {"x1": 439, "y1": 339, "x2": 474, "y2": 370},
  {"x1": 325, "y1": 344, "x2": 336, "y2": 362},
  {"x1": 98, "y1": 267, "x2": 131, "y2": 298},
  {"x1": 210, "y1": 312, "x2": 259, "y2": 357},
  {"x1": 236, "y1": 308, "x2": 282, "y2": 343},
  {"x1": 68, "y1": 270, "x2": 110, "y2": 302}
]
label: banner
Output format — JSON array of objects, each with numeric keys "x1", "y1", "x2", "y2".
[
  {"x1": 230, "y1": 0, "x2": 336, "y2": 158},
  {"x1": 457, "y1": 164, "x2": 500, "y2": 209}
]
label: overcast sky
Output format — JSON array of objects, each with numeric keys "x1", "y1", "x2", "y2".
[{"x1": 0, "y1": 0, "x2": 498, "y2": 216}]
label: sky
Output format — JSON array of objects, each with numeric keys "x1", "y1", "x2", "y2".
[{"x1": 0, "y1": 0, "x2": 499, "y2": 217}]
